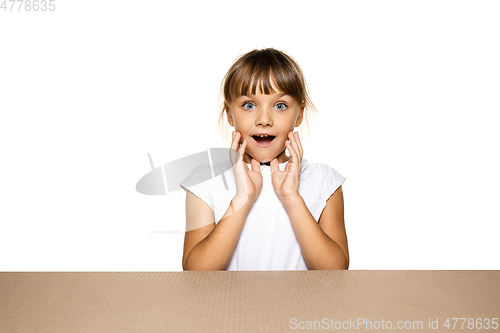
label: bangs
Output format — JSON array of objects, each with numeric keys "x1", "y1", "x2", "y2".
[{"x1": 223, "y1": 49, "x2": 304, "y2": 105}]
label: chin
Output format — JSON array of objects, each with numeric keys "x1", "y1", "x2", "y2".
[
  {"x1": 247, "y1": 157, "x2": 267, "y2": 164},
  {"x1": 248, "y1": 149, "x2": 282, "y2": 164},
  {"x1": 256, "y1": 154, "x2": 275, "y2": 163}
]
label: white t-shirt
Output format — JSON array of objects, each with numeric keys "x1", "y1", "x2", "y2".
[{"x1": 179, "y1": 158, "x2": 345, "y2": 271}]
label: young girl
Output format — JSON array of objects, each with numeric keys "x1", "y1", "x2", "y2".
[{"x1": 180, "y1": 48, "x2": 348, "y2": 271}]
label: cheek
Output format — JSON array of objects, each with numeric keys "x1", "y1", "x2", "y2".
[{"x1": 233, "y1": 118, "x2": 251, "y2": 132}]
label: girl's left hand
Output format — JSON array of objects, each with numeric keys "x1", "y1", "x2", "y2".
[{"x1": 270, "y1": 131, "x2": 303, "y2": 200}]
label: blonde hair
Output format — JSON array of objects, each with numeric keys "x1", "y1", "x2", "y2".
[{"x1": 217, "y1": 48, "x2": 318, "y2": 146}]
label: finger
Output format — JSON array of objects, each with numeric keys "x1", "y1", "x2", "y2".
[
  {"x1": 286, "y1": 137, "x2": 299, "y2": 167},
  {"x1": 286, "y1": 132, "x2": 297, "y2": 160},
  {"x1": 238, "y1": 134, "x2": 244, "y2": 153},
  {"x1": 289, "y1": 132, "x2": 302, "y2": 164},
  {"x1": 288, "y1": 132, "x2": 300, "y2": 158},
  {"x1": 231, "y1": 131, "x2": 238, "y2": 149},
  {"x1": 294, "y1": 132, "x2": 303, "y2": 158},
  {"x1": 230, "y1": 131, "x2": 238, "y2": 164},
  {"x1": 270, "y1": 158, "x2": 279, "y2": 175},
  {"x1": 251, "y1": 158, "x2": 261, "y2": 175},
  {"x1": 234, "y1": 132, "x2": 244, "y2": 162},
  {"x1": 231, "y1": 132, "x2": 242, "y2": 165},
  {"x1": 284, "y1": 139, "x2": 293, "y2": 164},
  {"x1": 238, "y1": 137, "x2": 247, "y2": 163}
]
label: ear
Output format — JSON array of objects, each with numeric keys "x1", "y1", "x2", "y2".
[
  {"x1": 295, "y1": 106, "x2": 305, "y2": 127},
  {"x1": 225, "y1": 105, "x2": 234, "y2": 127}
]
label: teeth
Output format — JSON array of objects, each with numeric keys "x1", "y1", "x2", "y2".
[{"x1": 258, "y1": 135, "x2": 269, "y2": 137}]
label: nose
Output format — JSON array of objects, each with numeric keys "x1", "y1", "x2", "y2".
[{"x1": 255, "y1": 106, "x2": 273, "y2": 127}]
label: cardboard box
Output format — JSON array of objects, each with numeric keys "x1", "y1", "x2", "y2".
[{"x1": 1, "y1": 271, "x2": 499, "y2": 332}]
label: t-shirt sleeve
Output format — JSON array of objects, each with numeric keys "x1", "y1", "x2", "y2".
[
  {"x1": 179, "y1": 165, "x2": 214, "y2": 211},
  {"x1": 322, "y1": 165, "x2": 346, "y2": 203}
]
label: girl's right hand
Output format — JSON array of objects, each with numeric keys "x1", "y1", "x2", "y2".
[{"x1": 230, "y1": 131, "x2": 263, "y2": 203}]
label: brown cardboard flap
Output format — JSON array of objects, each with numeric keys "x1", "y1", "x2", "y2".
[{"x1": 1, "y1": 271, "x2": 499, "y2": 332}]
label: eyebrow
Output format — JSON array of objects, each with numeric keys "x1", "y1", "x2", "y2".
[{"x1": 240, "y1": 92, "x2": 288, "y2": 98}]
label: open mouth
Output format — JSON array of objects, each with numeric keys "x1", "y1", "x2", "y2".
[{"x1": 252, "y1": 135, "x2": 276, "y2": 147}]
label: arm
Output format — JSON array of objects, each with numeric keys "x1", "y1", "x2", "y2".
[
  {"x1": 182, "y1": 191, "x2": 255, "y2": 271},
  {"x1": 280, "y1": 186, "x2": 349, "y2": 270}
]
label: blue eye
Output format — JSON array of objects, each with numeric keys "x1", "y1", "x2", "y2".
[
  {"x1": 275, "y1": 103, "x2": 287, "y2": 111},
  {"x1": 242, "y1": 102, "x2": 256, "y2": 110}
]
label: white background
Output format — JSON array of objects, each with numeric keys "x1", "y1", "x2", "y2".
[{"x1": 1, "y1": 1, "x2": 498, "y2": 271}]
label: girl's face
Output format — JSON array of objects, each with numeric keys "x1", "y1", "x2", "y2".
[{"x1": 226, "y1": 83, "x2": 304, "y2": 164}]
